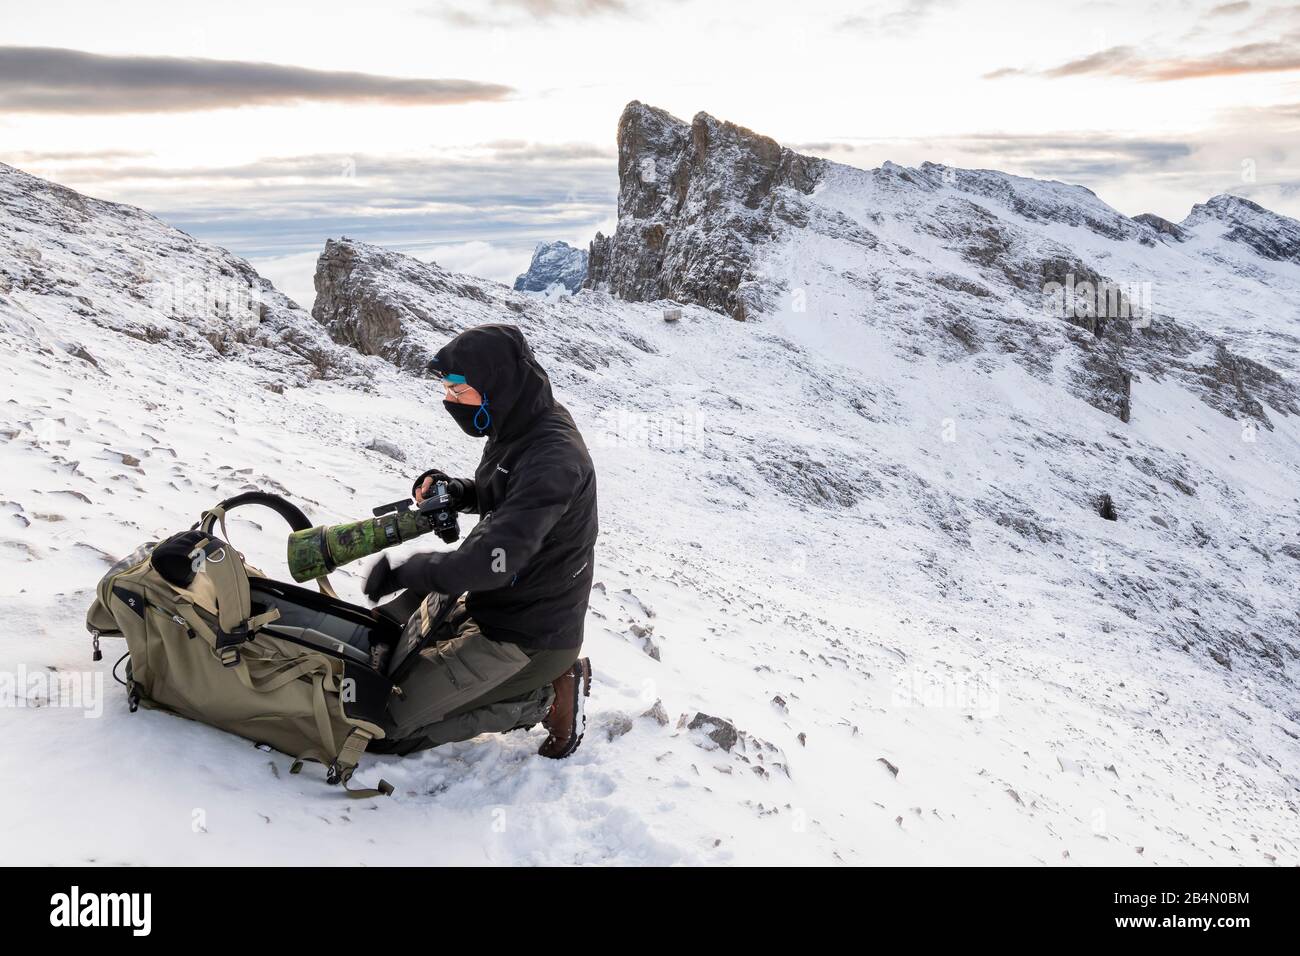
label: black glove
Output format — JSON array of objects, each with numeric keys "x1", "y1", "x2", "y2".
[
  {"x1": 363, "y1": 554, "x2": 400, "y2": 603},
  {"x1": 411, "y1": 468, "x2": 467, "y2": 507}
]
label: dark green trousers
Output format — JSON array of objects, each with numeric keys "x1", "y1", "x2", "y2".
[{"x1": 378, "y1": 599, "x2": 579, "y2": 755}]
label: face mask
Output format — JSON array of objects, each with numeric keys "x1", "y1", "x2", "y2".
[{"x1": 444, "y1": 399, "x2": 491, "y2": 437}]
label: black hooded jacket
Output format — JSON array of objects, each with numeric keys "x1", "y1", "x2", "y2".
[{"x1": 394, "y1": 324, "x2": 597, "y2": 650}]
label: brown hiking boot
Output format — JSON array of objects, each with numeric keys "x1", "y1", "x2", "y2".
[{"x1": 538, "y1": 658, "x2": 592, "y2": 759}]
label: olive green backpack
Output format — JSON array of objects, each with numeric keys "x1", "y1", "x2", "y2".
[{"x1": 85, "y1": 492, "x2": 400, "y2": 798}]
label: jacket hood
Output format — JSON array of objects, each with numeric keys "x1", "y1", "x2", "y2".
[{"x1": 429, "y1": 324, "x2": 555, "y2": 441}]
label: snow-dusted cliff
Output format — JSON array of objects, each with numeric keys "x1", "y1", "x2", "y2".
[
  {"x1": 586, "y1": 101, "x2": 824, "y2": 318},
  {"x1": 3, "y1": 103, "x2": 1299, "y2": 866},
  {"x1": 585, "y1": 103, "x2": 1300, "y2": 429}
]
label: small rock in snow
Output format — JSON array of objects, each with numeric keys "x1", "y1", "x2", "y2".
[
  {"x1": 65, "y1": 344, "x2": 100, "y2": 367},
  {"x1": 688, "y1": 713, "x2": 739, "y2": 752},
  {"x1": 640, "y1": 699, "x2": 669, "y2": 725},
  {"x1": 366, "y1": 438, "x2": 406, "y2": 462},
  {"x1": 605, "y1": 714, "x2": 635, "y2": 742}
]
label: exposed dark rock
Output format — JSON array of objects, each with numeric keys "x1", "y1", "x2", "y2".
[
  {"x1": 688, "y1": 712, "x2": 739, "y2": 752},
  {"x1": 1099, "y1": 493, "x2": 1118, "y2": 521},
  {"x1": 1197, "y1": 343, "x2": 1296, "y2": 428},
  {"x1": 750, "y1": 446, "x2": 883, "y2": 509},
  {"x1": 64, "y1": 343, "x2": 99, "y2": 368},
  {"x1": 1209, "y1": 647, "x2": 1232, "y2": 670},
  {"x1": 309, "y1": 237, "x2": 649, "y2": 377},
  {"x1": 1127, "y1": 454, "x2": 1196, "y2": 496},
  {"x1": 366, "y1": 438, "x2": 406, "y2": 462},
  {"x1": 932, "y1": 273, "x2": 994, "y2": 299},
  {"x1": 1123, "y1": 319, "x2": 1296, "y2": 428},
  {"x1": 313, "y1": 239, "x2": 463, "y2": 371},
  {"x1": 640, "y1": 699, "x2": 670, "y2": 726},
  {"x1": 584, "y1": 101, "x2": 826, "y2": 318},
  {"x1": 1134, "y1": 213, "x2": 1187, "y2": 242},
  {"x1": 975, "y1": 494, "x2": 1060, "y2": 543}
]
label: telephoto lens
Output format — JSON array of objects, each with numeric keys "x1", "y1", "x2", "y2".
[
  {"x1": 287, "y1": 509, "x2": 429, "y2": 583},
  {"x1": 285, "y1": 491, "x2": 462, "y2": 583}
]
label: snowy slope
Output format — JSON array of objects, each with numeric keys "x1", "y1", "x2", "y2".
[
  {"x1": 2, "y1": 108, "x2": 1299, "y2": 865},
  {"x1": 0, "y1": 163, "x2": 370, "y2": 387}
]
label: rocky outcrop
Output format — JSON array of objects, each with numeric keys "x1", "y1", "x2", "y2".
[
  {"x1": 312, "y1": 238, "x2": 495, "y2": 372},
  {"x1": 584, "y1": 101, "x2": 826, "y2": 318},
  {"x1": 1134, "y1": 212, "x2": 1187, "y2": 242},
  {"x1": 309, "y1": 236, "x2": 663, "y2": 377},
  {"x1": 513, "y1": 240, "x2": 588, "y2": 293}
]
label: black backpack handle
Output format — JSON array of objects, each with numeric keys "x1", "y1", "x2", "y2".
[
  {"x1": 197, "y1": 491, "x2": 337, "y2": 597},
  {"x1": 198, "y1": 491, "x2": 314, "y2": 534}
]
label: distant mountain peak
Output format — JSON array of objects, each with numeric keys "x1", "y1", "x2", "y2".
[
  {"x1": 514, "y1": 240, "x2": 588, "y2": 294},
  {"x1": 1191, "y1": 193, "x2": 1272, "y2": 218},
  {"x1": 1182, "y1": 193, "x2": 1300, "y2": 263}
]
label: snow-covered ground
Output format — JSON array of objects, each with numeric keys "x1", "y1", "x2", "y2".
[{"x1": 1, "y1": 140, "x2": 1298, "y2": 865}]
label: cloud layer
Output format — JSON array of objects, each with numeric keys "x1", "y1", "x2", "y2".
[
  {"x1": 987, "y1": 31, "x2": 1300, "y2": 83},
  {"x1": 0, "y1": 46, "x2": 513, "y2": 113},
  {"x1": 13, "y1": 145, "x2": 614, "y2": 263},
  {"x1": 425, "y1": 0, "x2": 635, "y2": 28}
]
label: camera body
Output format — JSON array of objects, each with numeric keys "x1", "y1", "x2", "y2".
[{"x1": 379, "y1": 480, "x2": 460, "y2": 545}]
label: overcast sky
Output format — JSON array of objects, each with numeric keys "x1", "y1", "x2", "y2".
[{"x1": 2, "y1": 0, "x2": 1297, "y2": 305}]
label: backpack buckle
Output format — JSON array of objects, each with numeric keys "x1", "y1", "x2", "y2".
[{"x1": 219, "y1": 647, "x2": 241, "y2": 667}]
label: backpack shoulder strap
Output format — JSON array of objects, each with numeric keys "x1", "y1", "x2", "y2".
[{"x1": 187, "y1": 535, "x2": 275, "y2": 663}]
